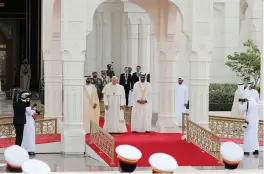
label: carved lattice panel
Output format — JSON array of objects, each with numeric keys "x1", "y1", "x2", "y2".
[{"x1": 0, "y1": 50, "x2": 6, "y2": 76}]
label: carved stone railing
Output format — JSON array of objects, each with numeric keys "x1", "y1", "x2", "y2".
[
  {"x1": 100, "y1": 101, "x2": 105, "y2": 113},
  {"x1": 124, "y1": 106, "x2": 132, "y2": 125},
  {"x1": 186, "y1": 118, "x2": 221, "y2": 161},
  {"x1": 0, "y1": 118, "x2": 58, "y2": 146},
  {"x1": 182, "y1": 113, "x2": 189, "y2": 134},
  {"x1": 89, "y1": 120, "x2": 115, "y2": 164},
  {"x1": 0, "y1": 114, "x2": 44, "y2": 124},
  {"x1": 209, "y1": 116, "x2": 264, "y2": 141}
]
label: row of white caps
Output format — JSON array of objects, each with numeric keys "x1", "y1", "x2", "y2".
[
  {"x1": 116, "y1": 141, "x2": 244, "y2": 172},
  {"x1": 4, "y1": 145, "x2": 51, "y2": 173}
]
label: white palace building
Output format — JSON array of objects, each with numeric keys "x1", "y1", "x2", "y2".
[{"x1": 42, "y1": 0, "x2": 264, "y2": 154}]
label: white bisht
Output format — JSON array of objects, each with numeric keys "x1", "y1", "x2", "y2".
[
  {"x1": 102, "y1": 83, "x2": 127, "y2": 133},
  {"x1": 22, "y1": 106, "x2": 36, "y2": 152},
  {"x1": 239, "y1": 97, "x2": 259, "y2": 152},
  {"x1": 231, "y1": 83, "x2": 245, "y2": 118},
  {"x1": 131, "y1": 81, "x2": 152, "y2": 132},
  {"x1": 175, "y1": 79, "x2": 188, "y2": 126}
]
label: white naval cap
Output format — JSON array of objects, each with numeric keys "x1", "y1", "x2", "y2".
[
  {"x1": 149, "y1": 153, "x2": 178, "y2": 173},
  {"x1": 22, "y1": 159, "x2": 51, "y2": 174},
  {"x1": 220, "y1": 142, "x2": 243, "y2": 169},
  {"x1": 116, "y1": 145, "x2": 142, "y2": 164},
  {"x1": 4, "y1": 145, "x2": 29, "y2": 169}
]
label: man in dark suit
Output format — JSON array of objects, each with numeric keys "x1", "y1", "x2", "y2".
[
  {"x1": 131, "y1": 65, "x2": 141, "y2": 88},
  {"x1": 120, "y1": 67, "x2": 133, "y2": 105},
  {"x1": 12, "y1": 89, "x2": 29, "y2": 146}
]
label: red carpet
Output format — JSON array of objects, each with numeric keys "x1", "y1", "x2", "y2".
[
  {"x1": 86, "y1": 118, "x2": 223, "y2": 167},
  {"x1": 0, "y1": 135, "x2": 61, "y2": 148}
]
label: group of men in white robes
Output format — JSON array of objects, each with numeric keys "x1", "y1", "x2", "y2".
[
  {"x1": 231, "y1": 81, "x2": 260, "y2": 156},
  {"x1": 83, "y1": 74, "x2": 189, "y2": 134}
]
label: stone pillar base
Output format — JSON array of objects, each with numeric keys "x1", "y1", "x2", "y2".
[
  {"x1": 155, "y1": 115, "x2": 180, "y2": 133},
  {"x1": 61, "y1": 125, "x2": 86, "y2": 154},
  {"x1": 258, "y1": 101, "x2": 264, "y2": 120}
]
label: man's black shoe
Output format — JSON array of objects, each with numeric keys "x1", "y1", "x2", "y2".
[
  {"x1": 145, "y1": 131, "x2": 150, "y2": 133},
  {"x1": 28, "y1": 152, "x2": 35, "y2": 156},
  {"x1": 244, "y1": 152, "x2": 250, "y2": 156},
  {"x1": 253, "y1": 150, "x2": 259, "y2": 155},
  {"x1": 132, "y1": 131, "x2": 138, "y2": 133}
]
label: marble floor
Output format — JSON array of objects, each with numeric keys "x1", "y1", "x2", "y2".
[{"x1": 0, "y1": 153, "x2": 262, "y2": 172}]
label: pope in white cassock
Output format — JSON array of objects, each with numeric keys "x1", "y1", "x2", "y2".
[
  {"x1": 102, "y1": 76, "x2": 127, "y2": 133},
  {"x1": 239, "y1": 93, "x2": 259, "y2": 156},
  {"x1": 131, "y1": 73, "x2": 152, "y2": 133},
  {"x1": 243, "y1": 82, "x2": 259, "y2": 103},
  {"x1": 175, "y1": 77, "x2": 188, "y2": 126},
  {"x1": 231, "y1": 82, "x2": 245, "y2": 118},
  {"x1": 83, "y1": 76, "x2": 100, "y2": 133},
  {"x1": 22, "y1": 101, "x2": 38, "y2": 155}
]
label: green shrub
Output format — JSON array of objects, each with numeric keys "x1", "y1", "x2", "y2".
[{"x1": 209, "y1": 83, "x2": 236, "y2": 104}]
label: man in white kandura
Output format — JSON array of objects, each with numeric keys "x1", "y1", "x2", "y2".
[
  {"x1": 244, "y1": 82, "x2": 259, "y2": 103},
  {"x1": 131, "y1": 73, "x2": 152, "y2": 133},
  {"x1": 102, "y1": 76, "x2": 127, "y2": 133},
  {"x1": 238, "y1": 94, "x2": 259, "y2": 156},
  {"x1": 22, "y1": 100, "x2": 40, "y2": 156},
  {"x1": 231, "y1": 82, "x2": 245, "y2": 118},
  {"x1": 175, "y1": 77, "x2": 188, "y2": 126},
  {"x1": 83, "y1": 76, "x2": 100, "y2": 134}
]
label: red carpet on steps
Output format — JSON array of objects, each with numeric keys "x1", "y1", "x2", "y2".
[{"x1": 86, "y1": 118, "x2": 223, "y2": 167}]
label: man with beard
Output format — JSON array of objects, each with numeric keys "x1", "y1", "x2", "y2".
[
  {"x1": 106, "y1": 64, "x2": 115, "y2": 79},
  {"x1": 91, "y1": 72, "x2": 103, "y2": 100},
  {"x1": 131, "y1": 73, "x2": 152, "y2": 133},
  {"x1": 101, "y1": 70, "x2": 110, "y2": 87},
  {"x1": 20, "y1": 59, "x2": 31, "y2": 90},
  {"x1": 83, "y1": 76, "x2": 100, "y2": 133}
]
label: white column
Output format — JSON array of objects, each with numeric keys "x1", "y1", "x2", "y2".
[
  {"x1": 96, "y1": 12, "x2": 103, "y2": 71},
  {"x1": 155, "y1": 7, "x2": 178, "y2": 132},
  {"x1": 127, "y1": 15, "x2": 139, "y2": 70},
  {"x1": 121, "y1": 13, "x2": 128, "y2": 68},
  {"x1": 103, "y1": 12, "x2": 112, "y2": 67},
  {"x1": 42, "y1": 0, "x2": 63, "y2": 122},
  {"x1": 247, "y1": 0, "x2": 262, "y2": 48},
  {"x1": 188, "y1": 0, "x2": 213, "y2": 125},
  {"x1": 139, "y1": 15, "x2": 151, "y2": 73},
  {"x1": 61, "y1": 0, "x2": 86, "y2": 154},
  {"x1": 224, "y1": 0, "x2": 240, "y2": 58},
  {"x1": 259, "y1": 0, "x2": 264, "y2": 120},
  {"x1": 84, "y1": 20, "x2": 96, "y2": 76}
]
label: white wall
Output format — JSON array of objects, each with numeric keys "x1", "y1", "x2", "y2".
[{"x1": 84, "y1": 0, "x2": 257, "y2": 85}]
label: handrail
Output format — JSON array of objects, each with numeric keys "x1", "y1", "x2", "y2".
[
  {"x1": 186, "y1": 118, "x2": 221, "y2": 161},
  {"x1": 89, "y1": 120, "x2": 115, "y2": 164},
  {"x1": 0, "y1": 118, "x2": 58, "y2": 146},
  {"x1": 124, "y1": 106, "x2": 132, "y2": 125},
  {"x1": 209, "y1": 115, "x2": 263, "y2": 141}
]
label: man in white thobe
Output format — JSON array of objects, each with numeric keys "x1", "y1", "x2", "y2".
[
  {"x1": 102, "y1": 76, "x2": 127, "y2": 133},
  {"x1": 175, "y1": 77, "x2": 188, "y2": 127},
  {"x1": 131, "y1": 73, "x2": 152, "y2": 133},
  {"x1": 231, "y1": 82, "x2": 245, "y2": 118},
  {"x1": 22, "y1": 102, "x2": 39, "y2": 156},
  {"x1": 83, "y1": 76, "x2": 100, "y2": 134},
  {"x1": 238, "y1": 95, "x2": 259, "y2": 156},
  {"x1": 244, "y1": 82, "x2": 259, "y2": 103}
]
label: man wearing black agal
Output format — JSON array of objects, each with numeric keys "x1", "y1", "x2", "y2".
[
  {"x1": 12, "y1": 89, "x2": 30, "y2": 146},
  {"x1": 119, "y1": 67, "x2": 133, "y2": 105}
]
